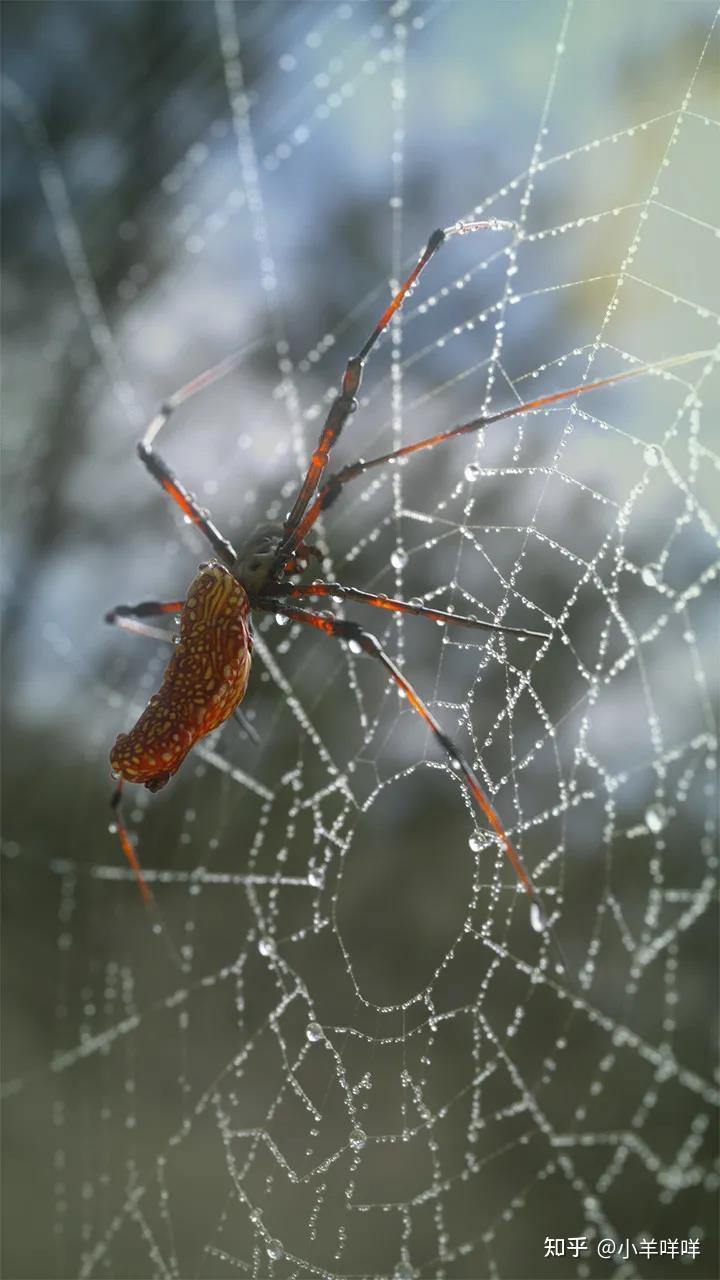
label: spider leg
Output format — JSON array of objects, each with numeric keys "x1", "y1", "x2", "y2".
[
  {"x1": 106, "y1": 599, "x2": 184, "y2": 621},
  {"x1": 286, "y1": 348, "x2": 711, "y2": 549},
  {"x1": 263, "y1": 602, "x2": 559, "y2": 943},
  {"x1": 138, "y1": 351, "x2": 248, "y2": 567},
  {"x1": 232, "y1": 708, "x2": 261, "y2": 746},
  {"x1": 109, "y1": 780, "x2": 153, "y2": 908},
  {"x1": 109, "y1": 785, "x2": 185, "y2": 969},
  {"x1": 105, "y1": 599, "x2": 184, "y2": 643},
  {"x1": 268, "y1": 582, "x2": 549, "y2": 642},
  {"x1": 278, "y1": 220, "x2": 515, "y2": 558}
]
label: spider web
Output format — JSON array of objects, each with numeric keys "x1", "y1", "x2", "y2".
[{"x1": 2, "y1": 3, "x2": 719, "y2": 1278}]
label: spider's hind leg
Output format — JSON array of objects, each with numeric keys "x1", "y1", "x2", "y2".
[
  {"x1": 233, "y1": 707, "x2": 261, "y2": 746},
  {"x1": 109, "y1": 780, "x2": 153, "y2": 907},
  {"x1": 264, "y1": 601, "x2": 566, "y2": 971},
  {"x1": 105, "y1": 599, "x2": 183, "y2": 643}
]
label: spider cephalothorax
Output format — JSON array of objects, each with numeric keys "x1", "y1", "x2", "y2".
[
  {"x1": 107, "y1": 217, "x2": 705, "y2": 943},
  {"x1": 236, "y1": 523, "x2": 286, "y2": 596}
]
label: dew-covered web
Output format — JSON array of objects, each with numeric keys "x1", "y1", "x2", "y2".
[{"x1": 2, "y1": 3, "x2": 720, "y2": 1278}]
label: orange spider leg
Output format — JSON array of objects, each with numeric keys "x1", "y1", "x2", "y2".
[
  {"x1": 279, "y1": 221, "x2": 515, "y2": 553},
  {"x1": 137, "y1": 444, "x2": 237, "y2": 567},
  {"x1": 264, "y1": 603, "x2": 559, "y2": 942},
  {"x1": 269, "y1": 581, "x2": 549, "y2": 642},
  {"x1": 285, "y1": 348, "x2": 711, "y2": 551},
  {"x1": 134, "y1": 349, "x2": 250, "y2": 567},
  {"x1": 109, "y1": 781, "x2": 153, "y2": 908},
  {"x1": 105, "y1": 599, "x2": 184, "y2": 640}
]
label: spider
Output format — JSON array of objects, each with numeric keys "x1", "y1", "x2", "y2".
[{"x1": 106, "y1": 218, "x2": 704, "y2": 937}]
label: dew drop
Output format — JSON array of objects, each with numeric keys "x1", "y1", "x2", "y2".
[
  {"x1": 306, "y1": 1020, "x2": 324, "y2": 1043},
  {"x1": 530, "y1": 901, "x2": 546, "y2": 933},
  {"x1": 258, "y1": 936, "x2": 276, "y2": 957},
  {"x1": 468, "y1": 832, "x2": 483, "y2": 853},
  {"x1": 390, "y1": 548, "x2": 408, "y2": 570},
  {"x1": 645, "y1": 803, "x2": 667, "y2": 834},
  {"x1": 464, "y1": 462, "x2": 481, "y2": 482},
  {"x1": 308, "y1": 867, "x2": 324, "y2": 888},
  {"x1": 641, "y1": 566, "x2": 657, "y2": 588},
  {"x1": 349, "y1": 1126, "x2": 366, "y2": 1150},
  {"x1": 644, "y1": 444, "x2": 662, "y2": 467},
  {"x1": 266, "y1": 1238, "x2": 284, "y2": 1261},
  {"x1": 275, "y1": 613, "x2": 289, "y2": 627},
  {"x1": 394, "y1": 1263, "x2": 414, "y2": 1280}
]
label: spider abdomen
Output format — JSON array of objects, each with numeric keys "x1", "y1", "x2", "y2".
[{"x1": 110, "y1": 564, "x2": 252, "y2": 791}]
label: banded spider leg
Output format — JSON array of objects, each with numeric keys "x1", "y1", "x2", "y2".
[{"x1": 260, "y1": 601, "x2": 566, "y2": 970}]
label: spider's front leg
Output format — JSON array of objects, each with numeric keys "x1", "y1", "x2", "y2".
[
  {"x1": 286, "y1": 349, "x2": 712, "y2": 550},
  {"x1": 278, "y1": 220, "x2": 515, "y2": 563}
]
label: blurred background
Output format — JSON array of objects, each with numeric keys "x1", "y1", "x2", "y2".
[{"x1": 2, "y1": 3, "x2": 718, "y2": 1278}]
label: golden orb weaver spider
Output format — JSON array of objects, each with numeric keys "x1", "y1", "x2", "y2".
[{"x1": 106, "y1": 218, "x2": 706, "y2": 951}]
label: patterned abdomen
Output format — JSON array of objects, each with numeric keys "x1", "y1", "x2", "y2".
[{"x1": 110, "y1": 564, "x2": 252, "y2": 791}]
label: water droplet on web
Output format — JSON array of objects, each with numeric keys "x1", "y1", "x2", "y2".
[
  {"x1": 275, "y1": 613, "x2": 289, "y2": 627},
  {"x1": 266, "y1": 1238, "x2": 284, "y2": 1261},
  {"x1": 641, "y1": 566, "x2": 657, "y2": 588},
  {"x1": 530, "y1": 901, "x2": 546, "y2": 933},
  {"x1": 390, "y1": 548, "x2": 408, "y2": 570},
  {"x1": 249, "y1": 1207, "x2": 263, "y2": 1224},
  {"x1": 308, "y1": 866, "x2": 324, "y2": 888},
  {"x1": 394, "y1": 1263, "x2": 414, "y2": 1280},
  {"x1": 464, "y1": 462, "x2": 481, "y2": 482},
  {"x1": 645, "y1": 803, "x2": 667, "y2": 834},
  {"x1": 258, "y1": 936, "x2": 276, "y2": 957},
  {"x1": 468, "y1": 832, "x2": 483, "y2": 852},
  {"x1": 644, "y1": 444, "x2": 662, "y2": 467},
  {"x1": 306, "y1": 1020, "x2": 323, "y2": 1043},
  {"x1": 349, "y1": 1126, "x2": 366, "y2": 1150}
]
